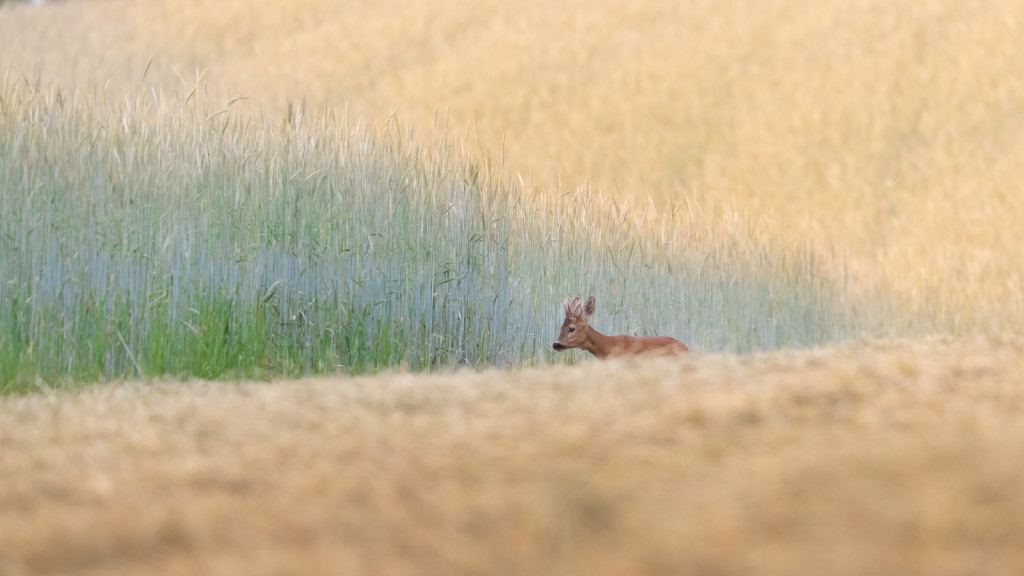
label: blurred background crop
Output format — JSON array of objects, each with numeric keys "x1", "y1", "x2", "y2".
[{"x1": 3, "y1": 0, "x2": 1023, "y2": 385}]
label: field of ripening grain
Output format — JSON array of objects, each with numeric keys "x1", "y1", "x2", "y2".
[
  {"x1": 3, "y1": 339, "x2": 1024, "y2": 576},
  {"x1": 2, "y1": 0, "x2": 1024, "y2": 574}
]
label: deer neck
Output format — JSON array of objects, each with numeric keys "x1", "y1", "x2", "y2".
[{"x1": 581, "y1": 325, "x2": 618, "y2": 359}]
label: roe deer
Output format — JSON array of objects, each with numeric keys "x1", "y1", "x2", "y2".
[{"x1": 552, "y1": 296, "x2": 689, "y2": 358}]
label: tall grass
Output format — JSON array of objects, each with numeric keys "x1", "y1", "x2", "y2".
[
  {"x1": 0, "y1": 78, "x2": 903, "y2": 392},
  {"x1": 4, "y1": 0, "x2": 1024, "y2": 345}
]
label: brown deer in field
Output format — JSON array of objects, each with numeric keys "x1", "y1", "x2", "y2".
[{"x1": 552, "y1": 296, "x2": 689, "y2": 358}]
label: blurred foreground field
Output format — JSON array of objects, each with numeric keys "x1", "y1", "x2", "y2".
[
  {"x1": 2, "y1": 338, "x2": 1024, "y2": 576},
  {"x1": 2, "y1": 0, "x2": 1023, "y2": 330}
]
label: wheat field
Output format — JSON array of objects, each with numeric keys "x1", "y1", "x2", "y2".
[
  {"x1": 3, "y1": 339, "x2": 1024, "y2": 576},
  {"x1": 3, "y1": 0, "x2": 1023, "y2": 329},
  {"x1": 3, "y1": 0, "x2": 1024, "y2": 574}
]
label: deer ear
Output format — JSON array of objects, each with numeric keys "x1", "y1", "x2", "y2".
[
  {"x1": 569, "y1": 296, "x2": 582, "y2": 317},
  {"x1": 583, "y1": 296, "x2": 596, "y2": 319}
]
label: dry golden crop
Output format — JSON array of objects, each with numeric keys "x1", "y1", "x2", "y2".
[{"x1": 2, "y1": 339, "x2": 1023, "y2": 576}]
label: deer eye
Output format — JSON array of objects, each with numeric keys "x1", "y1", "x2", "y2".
[{"x1": 568, "y1": 328, "x2": 575, "y2": 333}]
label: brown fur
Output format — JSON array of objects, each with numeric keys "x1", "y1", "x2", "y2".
[{"x1": 552, "y1": 296, "x2": 689, "y2": 358}]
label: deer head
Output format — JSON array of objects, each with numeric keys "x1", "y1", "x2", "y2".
[{"x1": 552, "y1": 296, "x2": 596, "y2": 352}]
